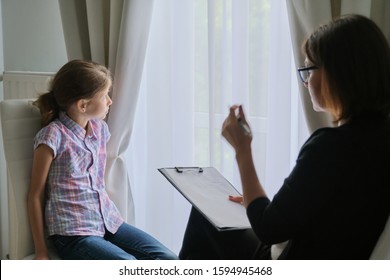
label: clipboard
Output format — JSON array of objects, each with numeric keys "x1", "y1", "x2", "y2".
[{"x1": 158, "y1": 167, "x2": 251, "y2": 231}]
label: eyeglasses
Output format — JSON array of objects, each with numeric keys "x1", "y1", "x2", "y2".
[{"x1": 297, "y1": 65, "x2": 318, "y2": 84}]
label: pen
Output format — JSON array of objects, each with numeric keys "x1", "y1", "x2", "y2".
[{"x1": 237, "y1": 117, "x2": 252, "y2": 137}]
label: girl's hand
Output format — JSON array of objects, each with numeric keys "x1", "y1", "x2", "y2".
[{"x1": 221, "y1": 105, "x2": 252, "y2": 154}]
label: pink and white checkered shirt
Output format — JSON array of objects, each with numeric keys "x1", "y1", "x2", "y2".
[{"x1": 34, "y1": 112, "x2": 123, "y2": 237}]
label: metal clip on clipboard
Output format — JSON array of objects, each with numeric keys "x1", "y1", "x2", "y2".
[{"x1": 175, "y1": 167, "x2": 203, "y2": 173}]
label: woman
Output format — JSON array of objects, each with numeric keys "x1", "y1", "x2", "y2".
[{"x1": 179, "y1": 14, "x2": 390, "y2": 260}]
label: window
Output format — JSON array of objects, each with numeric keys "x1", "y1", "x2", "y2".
[{"x1": 127, "y1": 0, "x2": 308, "y2": 253}]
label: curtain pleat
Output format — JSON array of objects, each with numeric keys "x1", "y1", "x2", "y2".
[
  {"x1": 105, "y1": 0, "x2": 154, "y2": 224},
  {"x1": 58, "y1": 0, "x2": 91, "y2": 60},
  {"x1": 371, "y1": 0, "x2": 390, "y2": 43},
  {"x1": 331, "y1": 0, "x2": 342, "y2": 18},
  {"x1": 84, "y1": 0, "x2": 109, "y2": 65}
]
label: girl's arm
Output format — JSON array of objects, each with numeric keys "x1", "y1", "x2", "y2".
[
  {"x1": 222, "y1": 105, "x2": 267, "y2": 207},
  {"x1": 27, "y1": 144, "x2": 54, "y2": 260}
]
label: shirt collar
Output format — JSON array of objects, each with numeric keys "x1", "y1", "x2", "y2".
[{"x1": 59, "y1": 111, "x2": 96, "y2": 140}]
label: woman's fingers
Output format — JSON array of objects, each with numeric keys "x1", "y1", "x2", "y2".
[{"x1": 228, "y1": 195, "x2": 244, "y2": 204}]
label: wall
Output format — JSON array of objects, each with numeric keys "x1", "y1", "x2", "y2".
[
  {"x1": 0, "y1": 0, "x2": 67, "y2": 259},
  {"x1": 2, "y1": 0, "x2": 67, "y2": 71}
]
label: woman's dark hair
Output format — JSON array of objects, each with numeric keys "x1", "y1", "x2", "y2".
[
  {"x1": 33, "y1": 59, "x2": 112, "y2": 126},
  {"x1": 303, "y1": 14, "x2": 390, "y2": 122}
]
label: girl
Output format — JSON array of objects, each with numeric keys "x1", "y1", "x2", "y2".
[
  {"x1": 180, "y1": 14, "x2": 390, "y2": 259},
  {"x1": 28, "y1": 60, "x2": 177, "y2": 260}
]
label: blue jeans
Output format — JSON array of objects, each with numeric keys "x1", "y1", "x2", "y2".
[{"x1": 52, "y1": 223, "x2": 178, "y2": 260}]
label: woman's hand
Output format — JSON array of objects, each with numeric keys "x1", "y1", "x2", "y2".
[
  {"x1": 221, "y1": 105, "x2": 252, "y2": 155},
  {"x1": 222, "y1": 105, "x2": 266, "y2": 207},
  {"x1": 228, "y1": 195, "x2": 244, "y2": 205}
]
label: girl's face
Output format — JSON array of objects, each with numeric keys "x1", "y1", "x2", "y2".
[{"x1": 85, "y1": 82, "x2": 113, "y2": 119}]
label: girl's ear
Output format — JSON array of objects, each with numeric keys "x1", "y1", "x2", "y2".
[{"x1": 76, "y1": 99, "x2": 89, "y2": 113}]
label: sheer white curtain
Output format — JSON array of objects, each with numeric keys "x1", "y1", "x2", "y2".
[{"x1": 128, "y1": 0, "x2": 308, "y2": 253}]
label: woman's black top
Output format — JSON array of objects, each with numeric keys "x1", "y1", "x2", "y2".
[{"x1": 247, "y1": 116, "x2": 390, "y2": 259}]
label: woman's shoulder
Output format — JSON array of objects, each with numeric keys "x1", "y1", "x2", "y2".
[
  {"x1": 302, "y1": 119, "x2": 390, "y2": 155},
  {"x1": 305, "y1": 126, "x2": 345, "y2": 145},
  {"x1": 299, "y1": 126, "x2": 353, "y2": 158}
]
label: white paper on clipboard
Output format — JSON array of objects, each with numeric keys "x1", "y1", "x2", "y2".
[{"x1": 158, "y1": 167, "x2": 251, "y2": 231}]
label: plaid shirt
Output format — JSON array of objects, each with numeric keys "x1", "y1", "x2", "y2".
[{"x1": 34, "y1": 112, "x2": 123, "y2": 236}]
